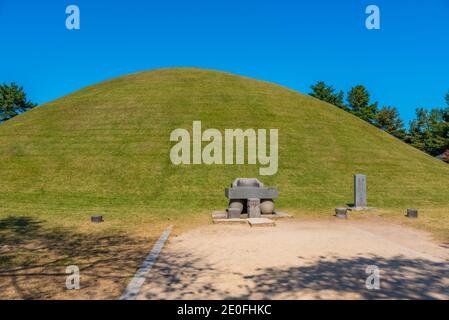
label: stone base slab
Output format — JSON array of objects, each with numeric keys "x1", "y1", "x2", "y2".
[
  {"x1": 213, "y1": 218, "x2": 249, "y2": 225},
  {"x1": 247, "y1": 218, "x2": 276, "y2": 227},
  {"x1": 211, "y1": 210, "x2": 291, "y2": 226},
  {"x1": 211, "y1": 211, "x2": 227, "y2": 219},
  {"x1": 349, "y1": 207, "x2": 376, "y2": 212},
  {"x1": 265, "y1": 211, "x2": 292, "y2": 219}
]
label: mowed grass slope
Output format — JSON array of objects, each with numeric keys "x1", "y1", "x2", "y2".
[
  {"x1": 2, "y1": 67, "x2": 449, "y2": 298},
  {"x1": 1, "y1": 67, "x2": 449, "y2": 222}
]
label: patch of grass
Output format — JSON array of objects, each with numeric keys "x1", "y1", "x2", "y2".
[
  {"x1": 374, "y1": 207, "x2": 449, "y2": 243},
  {"x1": 1, "y1": 67, "x2": 449, "y2": 298}
]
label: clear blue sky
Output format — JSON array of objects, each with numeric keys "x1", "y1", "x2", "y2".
[{"x1": 1, "y1": 0, "x2": 448, "y2": 125}]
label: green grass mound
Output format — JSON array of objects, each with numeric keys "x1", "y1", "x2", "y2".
[{"x1": 1, "y1": 68, "x2": 449, "y2": 221}]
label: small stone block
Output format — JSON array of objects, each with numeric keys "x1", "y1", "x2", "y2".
[
  {"x1": 247, "y1": 218, "x2": 276, "y2": 227},
  {"x1": 335, "y1": 208, "x2": 347, "y2": 219},
  {"x1": 407, "y1": 208, "x2": 418, "y2": 218},
  {"x1": 227, "y1": 208, "x2": 241, "y2": 219},
  {"x1": 91, "y1": 215, "x2": 104, "y2": 223}
]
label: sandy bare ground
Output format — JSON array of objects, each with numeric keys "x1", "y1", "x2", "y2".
[{"x1": 137, "y1": 218, "x2": 449, "y2": 300}]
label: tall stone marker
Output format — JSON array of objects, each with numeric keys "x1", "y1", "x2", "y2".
[{"x1": 354, "y1": 174, "x2": 367, "y2": 209}]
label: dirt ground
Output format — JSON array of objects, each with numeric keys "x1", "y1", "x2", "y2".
[{"x1": 137, "y1": 217, "x2": 449, "y2": 299}]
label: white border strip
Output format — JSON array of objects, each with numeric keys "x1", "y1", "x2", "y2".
[{"x1": 120, "y1": 225, "x2": 173, "y2": 300}]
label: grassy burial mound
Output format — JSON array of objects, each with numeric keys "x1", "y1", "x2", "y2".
[
  {"x1": 2, "y1": 67, "x2": 449, "y2": 298},
  {"x1": 1, "y1": 67, "x2": 449, "y2": 227}
]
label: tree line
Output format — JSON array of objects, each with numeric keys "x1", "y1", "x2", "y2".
[{"x1": 309, "y1": 81, "x2": 449, "y2": 162}]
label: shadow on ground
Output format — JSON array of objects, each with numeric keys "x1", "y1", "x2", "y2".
[
  {"x1": 142, "y1": 252, "x2": 449, "y2": 300},
  {"x1": 0, "y1": 216, "x2": 154, "y2": 299},
  {"x1": 240, "y1": 256, "x2": 449, "y2": 299}
]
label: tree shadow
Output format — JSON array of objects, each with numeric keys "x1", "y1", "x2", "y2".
[
  {"x1": 0, "y1": 216, "x2": 42, "y2": 244},
  {"x1": 235, "y1": 255, "x2": 449, "y2": 299},
  {"x1": 140, "y1": 250, "x2": 449, "y2": 300},
  {"x1": 0, "y1": 216, "x2": 156, "y2": 299},
  {"x1": 141, "y1": 250, "x2": 244, "y2": 300}
]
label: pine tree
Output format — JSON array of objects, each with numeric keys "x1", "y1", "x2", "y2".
[
  {"x1": 409, "y1": 108, "x2": 449, "y2": 156},
  {"x1": 375, "y1": 106, "x2": 406, "y2": 139},
  {"x1": 346, "y1": 85, "x2": 378, "y2": 124},
  {"x1": 0, "y1": 83, "x2": 37, "y2": 122},
  {"x1": 309, "y1": 81, "x2": 345, "y2": 109}
]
